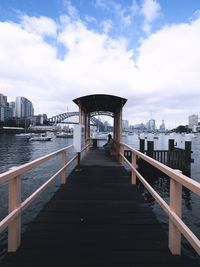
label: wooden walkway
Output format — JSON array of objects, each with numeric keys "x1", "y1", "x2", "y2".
[{"x1": 1, "y1": 148, "x2": 199, "y2": 266}]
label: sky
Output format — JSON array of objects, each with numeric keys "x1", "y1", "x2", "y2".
[{"x1": 1, "y1": 0, "x2": 200, "y2": 129}]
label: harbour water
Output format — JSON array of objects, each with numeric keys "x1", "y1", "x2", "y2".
[{"x1": 0, "y1": 132, "x2": 200, "y2": 260}]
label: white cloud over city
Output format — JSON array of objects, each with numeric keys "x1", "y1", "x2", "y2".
[{"x1": 0, "y1": 0, "x2": 200, "y2": 128}]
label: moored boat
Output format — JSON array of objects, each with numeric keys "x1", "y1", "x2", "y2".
[
  {"x1": 56, "y1": 132, "x2": 73, "y2": 138},
  {"x1": 29, "y1": 136, "x2": 52, "y2": 141}
]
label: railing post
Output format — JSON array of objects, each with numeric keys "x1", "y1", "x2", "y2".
[
  {"x1": 168, "y1": 139, "x2": 175, "y2": 151},
  {"x1": 131, "y1": 151, "x2": 136, "y2": 184},
  {"x1": 61, "y1": 150, "x2": 67, "y2": 184},
  {"x1": 119, "y1": 144, "x2": 124, "y2": 165},
  {"x1": 139, "y1": 133, "x2": 145, "y2": 153},
  {"x1": 8, "y1": 175, "x2": 21, "y2": 252},
  {"x1": 169, "y1": 174, "x2": 182, "y2": 255},
  {"x1": 185, "y1": 139, "x2": 192, "y2": 165},
  {"x1": 147, "y1": 134, "x2": 154, "y2": 158}
]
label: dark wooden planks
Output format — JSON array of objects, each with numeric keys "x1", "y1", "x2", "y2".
[{"x1": 1, "y1": 149, "x2": 199, "y2": 266}]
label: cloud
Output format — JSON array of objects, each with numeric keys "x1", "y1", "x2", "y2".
[
  {"x1": 101, "y1": 19, "x2": 113, "y2": 33},
  {"x1": 189, "y1": 9, "x2": 200, "y2": 22},
  {"x1": 140, "y1": 0, "x2": 161, "y2": 34},
  {"x1": 94, "y1": 0, "x2": 108, "y2": 10},
  {"x1": 84, "y1": 15, "x2": 98, "y2": 25},
  {"x1": 95, "y1": 0, "x2": 139, "y2": 28},
  {"x1": 63, "y1": 0, "x2": 80, "y2": 20},
  {"x1": 137, "y1": 18, "x2": 200, "y2": 94},
  {"x1": 1, "y1": 8, "x2": 200, "y2": 129},
  {"x1": 20, "y1": 15, "x2": 57, "y2": 36}
]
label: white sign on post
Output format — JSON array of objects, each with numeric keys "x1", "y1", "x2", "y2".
[{"x1": 73, "y1": 124, "x2": 85, "y2": 152}]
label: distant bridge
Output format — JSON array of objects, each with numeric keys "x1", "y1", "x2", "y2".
[
  {"x1": 48, "y1": 112, "x2": 109, "y2": 131},
  {"x1": 48, "y1": 112, "x2": 79, "y2": 125}
]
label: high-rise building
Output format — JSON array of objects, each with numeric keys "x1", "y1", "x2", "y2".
[
  {"x1": 146, "y1": 119, "x2": 156, "y2": 132},
  {"x1": 32, "y1": 114, "x2": 48, "y2": 125},
  {"x1": 9, "y1": 102, "x2": 15, "y2": 117},
  {"x1": 0, "y1": 93, "x2": 13, "y2": 121},
  {"x1": 0, "y1": 93, "x2": 7, "y2": 107},
  {"x1": 122, "y1": 120, "x2": 129, "y2": 131},
  {"x1": 188, "y1": 114, "x2": 198, "y2": 129},
  {"x1": 15, "y1": 96, "x2": 34, "y2": 118},
  {"x1": 0, "y1": 106, "x2": 5, "y2": 121},
  {"x1": 159, "y1": 120, "x2": 166, "y2": 132}
]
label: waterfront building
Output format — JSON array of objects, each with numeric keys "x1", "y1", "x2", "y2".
[
  {"x1": 159, "y1": 120, "x2": 166, "y2": 132},
  {"x1": 188, "y1": 114, "x2": 198, "y2": 129},
  {"x1": 0, "y1": 94, "x2": 7, "y2": 121},
  {"x1": 32, "y1": 114, "x2": 48, "y2": 125},
  {"x1": 0, "y1": 93, "x2": 7, "y2": 106},
  {"x1": 15, "y1": 96, "x2": 34, "y2": 119},
  {"x1": 0, "y1": 106, "x2": 5, "y2": 121},
  {"x1": 9, "y1": 102, "x2": 15, "y2": 117},
  {"x1": 146, "y1": 119, "x2": 156, "y2": 132},
  {"x1": 28, "y1": 125, "x2": 59, "y2": 132},
  {"x1": 0, "y1": 93, "x2": 13, "y2": 122},
  {"x1": 122, "y1": 120, "x2": 129, "y2": 131},
  {"x1": 131, "y1": 123, "x2": 147, "y2": 132}
]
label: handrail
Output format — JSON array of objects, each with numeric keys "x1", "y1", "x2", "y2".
[
  {"x1": 0, "y1": 145, "x2": 73, "y2": 184},
  {"x1": 121, "y1": 143, "x2": 200, "y2": 195},
  {"x1": 120, "y1": 142, "x2": 200, "y2": 256},
  {"x1": 0, "y1": 142, "x2": 90, "y2": 252}
]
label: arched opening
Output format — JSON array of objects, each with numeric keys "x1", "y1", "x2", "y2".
[{"x1": 73, "y1": 94, "x2": 127, "y2": 144}]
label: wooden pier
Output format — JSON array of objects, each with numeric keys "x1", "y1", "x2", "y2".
[
  {"x1": 0, "y1": 94, "x2": 200, "y2": 266},
  {"x1": 1, "y1": 148, "x2": 199, "y2": 266}
]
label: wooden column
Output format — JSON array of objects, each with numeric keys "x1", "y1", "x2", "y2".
[
  {"x1": 131, "y1": 151, "x2": 137, "y2": 184},
  {"x1": 61, "y1": 150, "x2": 67, "y2": 184},
  {"x1": 86, "y1": 113, "x2": 90, "y2": 142},
  {"x1": 78, "y1": 105, "x2": 88, "y2": 146},
  {"x1": 113, "y1": 115, "x2": 117, "y2": 141},
  {"x1": 83, "y1": 111, "x2": 87, "y2": 144},
  {"x1": 119, "y1": 143, "x2": 123, "y2": 165},
  {"x1": 169, "y1": 176, "x2": 182, "y2": 254},
  {"x1": 8, "y1": 175, "x2": 21, "y2": 252},
  {"x1": 78, "y1": 104, "x2": 82, "y2": 124}
]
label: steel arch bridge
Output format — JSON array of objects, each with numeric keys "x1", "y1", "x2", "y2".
[
  {"x1": 48, "y1": 111, "x2": 113, "y2": 130},
  {"x1": 48, "y1": 112, "x2": 79, "y2": 124}
]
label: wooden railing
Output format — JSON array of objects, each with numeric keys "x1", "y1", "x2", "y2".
[
  {"x1": 0, "y1": 142, "x2": 90, "y2": 252},
  {"x1": 124, "y1": 148, "x2": 187, "y2": 170},
  {"x1": 120, "y1": 142, "x2": 200, "y2": 256}
]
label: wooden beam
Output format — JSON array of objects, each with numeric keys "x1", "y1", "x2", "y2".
[{"x1": 8, "y1": 175, "x2": 21, "y2": 252}]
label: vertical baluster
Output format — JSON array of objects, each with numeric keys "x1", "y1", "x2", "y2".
[
  {"x1": 8, "y1": 175, "x2": 21, "y2": 252},
  {"x1": 131, "y1": 151, "x2": 136, "y2": 184},
  {"x1": 119, "y1": 144, "x2": 124, "y2": 165},
  {"x1": 169, "y1": 174, "x2": 182, "y2": 254},
  {"x1": 61, "y1": 150, "x2": 67, "y2": 184}
]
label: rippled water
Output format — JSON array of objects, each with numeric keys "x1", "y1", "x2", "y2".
[
  {"x1": 0, "y1": 133, "x2": 74, "y2": 257},
  {"x1": 0, "y1": 132, "x2": 200, "y2": 261}
]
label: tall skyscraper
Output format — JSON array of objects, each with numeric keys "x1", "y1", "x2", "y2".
[
  {"x1": 146, "y1": 119, "x2": 156, "y2": 132},
  {"x1": 15, "y1": 96, "x2": 34, "y2": 118},
  {"x1": 188, "y1": 114, "x2": 198, "y2": 129},
  {"x1": 122, "y1": 120, "x2": 129, "y2": 131},
  {"x1": 0, "y1": 93, "x2": 12, "y2": 122},
  {"x1": 0, "y1": 93, "x2": 7, "y2": 106},
  {"x1": 9, "y1": 102, "x2": 15, "y2": 117},
  {"x1": 159, "y1": 120, "x2": 166, "y2": 132}
]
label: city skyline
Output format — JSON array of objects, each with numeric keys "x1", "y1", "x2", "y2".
[
  {"x1": 1, "y1": 1, "x2": 200, "y2": 129},
  {"x1": 1, "y1": 92, "x2": 200, "y2": 130}
]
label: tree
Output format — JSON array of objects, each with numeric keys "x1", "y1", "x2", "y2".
[{"x1": 175, "y1": 125, "x2": 190, "y2": 133}]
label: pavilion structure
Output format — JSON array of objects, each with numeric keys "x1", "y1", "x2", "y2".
[{"x1": 73, "y1": 94, "x2": 127, "y2": 144}]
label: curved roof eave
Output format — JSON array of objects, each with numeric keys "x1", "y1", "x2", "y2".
[{"x1": 73, "y1": 94, "x2": 127, "y2": 114}]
